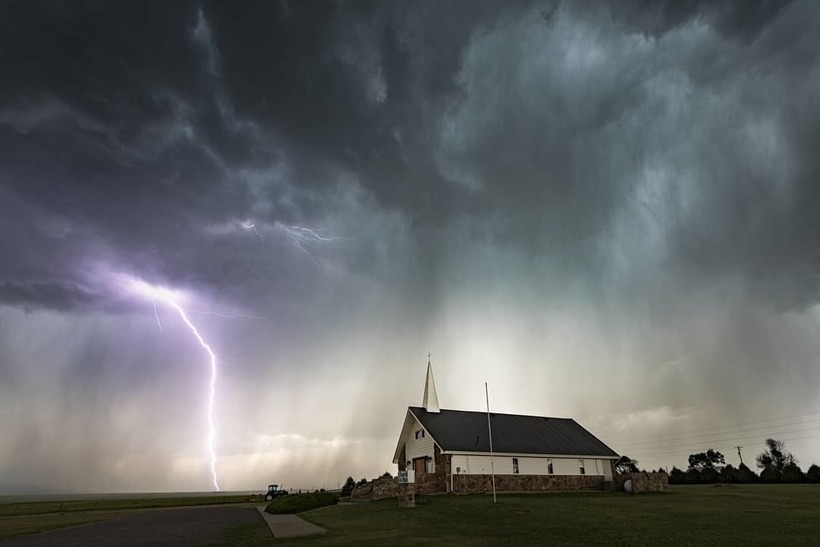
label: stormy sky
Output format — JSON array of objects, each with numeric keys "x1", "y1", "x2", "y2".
[{"x1": 1, "y1": 0, "x2": 819, "y2": 493}]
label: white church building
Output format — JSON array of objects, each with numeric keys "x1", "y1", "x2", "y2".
[{"x1": 393, "y1": 361, "x2": 619, "y2": 493}]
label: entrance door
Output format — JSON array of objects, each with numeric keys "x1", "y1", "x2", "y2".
[{"x1": 414, "y1": 458, "x2": 426, "y2": 475}]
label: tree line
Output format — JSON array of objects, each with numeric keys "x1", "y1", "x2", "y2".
[{"x1": 616, "y1": 438, "x2": 820, "y2": 484}]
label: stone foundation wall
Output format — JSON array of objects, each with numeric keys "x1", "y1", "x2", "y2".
[
  {"x1": 451, "y1": 473, "x2": 605, "y2": 493},
  {"x1": 412, "y1": 446, "x2": 451, "y2": 494}
]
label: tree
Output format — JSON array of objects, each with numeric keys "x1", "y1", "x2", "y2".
[
  {"x1": 668, "y1": 467, "x2": 686, "y2": 485},
  {"x1": 380, "y1": 471, "x2": 393, "y2": 479},
  {"x1": 684, "y1": 468, "x2": 703, "y2": 484},
  {"x1": 340, "y1": 476, "x2": 356, "y2": 497},
  {"x1": 806, "y1": 464, "x2": 820, "y2": 483},
  {"x1": 760, "y1": 467, "x2": 780, "y2": 483},
  {"x1": 614, "y1": 455, "x2": 639, "y2": 475},
  {"x1": 687, "y1": 449, "x2": 725, "y2": 471},
  {"x1": 781, "y1": 463, "x2": 805, "y2": 483},
  {"x1": 719, "y1": 464, "x2": 738, "y2": 483},
  {"x1": 736, "y1": 463, "x2": 758, "y2": 483},
  {"x1": 356, "y1": 477, "x2": 368, "y2": 487},
  {"x1": 701, "y1": 467, "x2": 719, "y2": 484},
  {"x1": 756, "y1": 438, "x2": 797, "y2": 472}
]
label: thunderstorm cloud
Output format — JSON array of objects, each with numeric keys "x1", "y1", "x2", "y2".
[{"x1": 1, "y1": 0, "x2": 819, "y2": 492}]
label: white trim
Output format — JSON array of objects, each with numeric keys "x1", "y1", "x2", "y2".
[{"x1": 392, "y1": 408, "x2": 445, "y2": 463}]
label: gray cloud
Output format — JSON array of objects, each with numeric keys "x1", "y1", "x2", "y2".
[{"x1": 1, "y1": 0, "x2": 819, "y2": 492}]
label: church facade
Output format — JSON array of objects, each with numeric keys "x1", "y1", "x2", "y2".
[{"x1": 393, "y1": 361, "x2": 619, "y2": 494}]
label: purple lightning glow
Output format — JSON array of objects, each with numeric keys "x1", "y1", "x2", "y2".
[
  {"x1": 240, "y1": 220, "x2": 342, "y2": 264},
  {"x1": 127, "y1": 278, "x2": 220, "y2": 491}
]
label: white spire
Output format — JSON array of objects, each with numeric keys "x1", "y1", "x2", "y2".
[{"x1": 422, "y1": 355, "x2": 440, "y2": 413}]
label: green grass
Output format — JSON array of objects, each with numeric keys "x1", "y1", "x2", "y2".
[
  {"x1": 265, "y1": 492, "x2": 339, "y2": 514},
  {"x1": 0, "y1": 510, "x2": 139, "y2": 540},
  {"x1": 0, "y1": 495, "x2": 258, "y2": 540},
  {"x1": 4, "y1": 486, "x2": 819, "y2": 545},
  {"x1": 273, "y1": 485, "x2": 820, "y2": 546},
  {"x1": 206, "y1": 522, "x2": 275, "y2": 546},
  {"x1": 0, "y1": 494, "x2": 253, "y2": 517}
]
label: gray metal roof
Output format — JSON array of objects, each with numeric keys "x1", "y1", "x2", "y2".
[{"x1": 408, "y1": 406, "x2": 619, "y2": 458}]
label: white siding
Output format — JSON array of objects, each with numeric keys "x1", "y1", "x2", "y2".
[
  {"x1": 404, "y1": 427, "x2": 434, "y2": 464},
  {"x1": 450, "y1": 454, "x2": 612, "y2": 476}
]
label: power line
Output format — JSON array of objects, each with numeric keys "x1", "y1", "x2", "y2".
[
  {"x1": 630, "y1": 432, "x2": 820, "y2": 460},
  {"x1": 604, "y1": 411, "x2": 820, "y2": 447},
  {"x1": 613, "y1": 419, "x2": 820, "y2": 450}
]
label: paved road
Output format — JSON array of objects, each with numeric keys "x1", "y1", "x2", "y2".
[{"x1": 1, "y1": 505, "x2": 268, "y2": 546}]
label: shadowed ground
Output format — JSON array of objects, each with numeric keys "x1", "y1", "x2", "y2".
[{"x1": 0, "y1": 505, "x2": 271, "y2": 546}]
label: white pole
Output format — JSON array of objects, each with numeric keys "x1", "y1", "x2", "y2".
[{"x1": 485, "y1": 382, "x2": 496, "y2": 503}]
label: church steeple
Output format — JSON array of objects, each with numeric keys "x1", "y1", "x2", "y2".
[{"x1": 422, "y1": 354, "x2": 440, "y2": 413}]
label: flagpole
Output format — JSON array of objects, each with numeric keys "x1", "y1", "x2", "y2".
[{"x1": 485, "y1": 381, "x2": 496, "y2": 503}]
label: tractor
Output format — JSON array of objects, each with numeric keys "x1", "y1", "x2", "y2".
[{"x1": 264, "y1": 484, "x2": 289, "y2": 501}]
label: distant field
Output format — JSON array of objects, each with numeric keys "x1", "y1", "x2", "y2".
[
  {"x1": 280, "y1": 484, "x2": 820, "y2": 547},
  {"x1": 0, "y1": 494, "x2": 256, "y2": 517}
]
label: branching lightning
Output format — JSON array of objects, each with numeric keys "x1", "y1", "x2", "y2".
[
  {"x1": 127, "y1": 278, "x2": 220, "y2": 491},
  {"x1": 240, "y1": 221, "x2": 263, "y2": 241},
  {"x1": 240, "y1": 220, "x2": 341, "y2": 265},
  {"x1": 282, "y1": 225, "x2": 340, "y2": 265}
]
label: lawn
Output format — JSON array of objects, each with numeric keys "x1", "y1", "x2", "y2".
[
  {"x1": 3, "y1": 486, "x2": 819, "y2": 545},
  {"x1": 277, "y1": 485, "x2": 820, "y2": 546},
  {"x1": 0, "y1": 494, "x2": 255, "y2": 540}
]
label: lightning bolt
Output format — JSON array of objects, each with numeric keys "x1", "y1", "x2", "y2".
[
  {"x1": 240, "y1": 221, "x2": 263, "y2": 241},
  {"x1": 152, "y1": 300, "x2": 163, "y2": 340},
  {"x1": 182, "y1": 309, "x2": 267, "y2": 321},
  {"x1": 127, "y1": 279, "x2": 220, "y2": 491},
  {"x1": 240, "y1": 220, "x2": 341, "y2": 265}
]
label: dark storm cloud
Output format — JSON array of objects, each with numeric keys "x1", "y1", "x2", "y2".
[
  {"x1": 607, "y1": 0, "x2": 795, "y2": 41},
  {"x1": 3, "y1": 0, "x2": 820, "y2": 493},
  {"x1": 0, "y1": 0, "x2": 818, "y2": 316}
]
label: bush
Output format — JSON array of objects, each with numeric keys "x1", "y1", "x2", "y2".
[
  {"x1": 781, "y1": 463, "x2": 805, "y2": 483},
  {"x1": 340, "y1": 476, "x2": 356, "y2": 497},
  {"x1": 807, "y1": 464, "x2": 820, "y2": 483},
  {"x1": 668, "y1": 467, "x2": 686, "y2": 485},
  {"x1": 265, "y1": 492, "x2": 339, "y2": 514}
]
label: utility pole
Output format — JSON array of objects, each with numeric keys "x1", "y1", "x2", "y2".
[
  {"x1": 485, "y1": 382, "x2": 496, "y2": 503},
  {"x1": 735, "y1": 446, "x2": 744, "y2": 466}
]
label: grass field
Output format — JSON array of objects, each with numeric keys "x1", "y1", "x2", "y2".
[
  {"x1": 2, "y1": 485, "x2": 819, "y2": 545},
  {"x1": 281, "y1": 484, "x2": 820, "y2": 547},
  {"x1": 0, "y1": 494, "x2": 254, "y2": 540}
]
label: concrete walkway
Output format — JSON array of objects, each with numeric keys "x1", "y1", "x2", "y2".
[{"x1": 256, "y1": 507, "x2": 327, "y2": 538}]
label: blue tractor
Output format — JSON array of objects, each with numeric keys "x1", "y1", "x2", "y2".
[{"x1": 265, "y1": 484, "x2": 289, "y2": 501}]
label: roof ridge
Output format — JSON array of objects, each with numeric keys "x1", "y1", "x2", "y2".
[{"x1": 409, "y1": 405, "x2": 574, "y2": 421}]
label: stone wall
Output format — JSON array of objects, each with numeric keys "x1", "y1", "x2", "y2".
[
  {"x1": 413, "y1": 445, "x2": 451, "y2": 494},
  {"x1": 350, "y1": 476, "x2": 399, "y2": 501},
  {"x1": 625, "y1": 472, "x2": 669, "y2": 494},
  {"x1": 451, "y1": 473, "x2": 605, "y2": 493}
]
